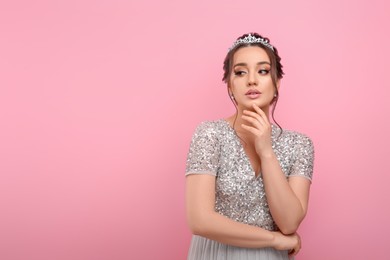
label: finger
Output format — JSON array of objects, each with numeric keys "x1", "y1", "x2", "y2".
[
  {"x1": 251, "y1": 104, "x2": 270, "y2": 125},
  {"x1": 296, "y1": 233, "x2": 301, "y2": 254},
  {"x1": 241, "y1": 124, "x2": 259, "y2": 136},
  {"x1": 243, "y1": 110, "x2": 266, "y2": 126},
  {"x1": 291, "y1": 244, "x2": 300, "y2": 257},
  {"x1": 241, "y1": 115, "x2": 262, "y2": 129},
  {"x1": 288, "y1": 248, "x2": 299, "y2": 257}
]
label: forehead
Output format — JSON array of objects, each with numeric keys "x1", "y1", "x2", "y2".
[{"x1": 232, "y1": 46, "x2": 270, "y2": 64}]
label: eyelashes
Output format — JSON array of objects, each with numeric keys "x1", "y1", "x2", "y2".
[
  {"x1": 234, "y1": 71, "x2": 246, "y2": 76},
  {"x1": 233, "y1": 69, "x2": 270, "y2": 76},
  {"x1": 259, "y1": 69, "x2": 270, "y2": 75}
]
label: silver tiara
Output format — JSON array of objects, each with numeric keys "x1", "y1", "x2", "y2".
[{"x1": 228, "y1": 34, "x2": 274, "y2": 52}]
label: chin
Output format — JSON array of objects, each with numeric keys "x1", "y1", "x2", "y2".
[
  {"x1": 250, "y1": 101, "x2": 263, "y2": 108},
  {"x1": 244, "y1": 101, "x2": 269, "y2": 110}
]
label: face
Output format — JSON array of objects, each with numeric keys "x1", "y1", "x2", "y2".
[{"x1": 229, "y1": 46, "x2": 278, "y2": 113}]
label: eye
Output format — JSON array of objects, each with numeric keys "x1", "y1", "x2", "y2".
[
  {"x1": 234, "y1": 70, "x2": 247, "y2": 76},
  {"x1": 259, "y1": 69, "x2": 270, "y2": 75}
]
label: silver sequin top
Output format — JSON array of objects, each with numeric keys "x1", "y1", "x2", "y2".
[{"x1": 185, "y1": 119, "x2": 314, "y2": 231}]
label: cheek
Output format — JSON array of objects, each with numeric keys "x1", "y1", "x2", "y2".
[
  {"x1": 261, "y1": 77, "x2": 275, "y2": 89},
  {"x1": 229, "y1": 77, "x2": 237, "y2": 89},
  {"x1": 230, "y1": 76, "x2": 245, "y2": 86},
  {"x1": 261, "y1": 75, "x2": 273, "y2": 83}
]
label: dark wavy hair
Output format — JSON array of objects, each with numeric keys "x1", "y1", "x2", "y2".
[{"x1": 222, "y1": 32, "x2": 284, "y2": 134}]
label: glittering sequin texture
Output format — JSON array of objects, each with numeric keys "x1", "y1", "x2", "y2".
[{"x1": 185, "y1": 119, "x2": 314, "y2": 231}]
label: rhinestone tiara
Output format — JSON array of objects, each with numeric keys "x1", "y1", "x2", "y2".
[{"x1": 228, "y1": 33, "x2": 274, "y2": 52}]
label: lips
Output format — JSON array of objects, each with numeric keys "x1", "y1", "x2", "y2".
[
  {"x1": 246, "y1": 89, "x2": 261, "y2": 95},
  {"x1": 245, "y1": 89, "x2": 261, "y2": 99}
]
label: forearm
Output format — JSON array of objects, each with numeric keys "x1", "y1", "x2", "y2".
[
  {"x1": 188, "y1": 211, "x2": 276, "y2": 248},
  {"x1": 186, "y1": 174, "x2": 278, "y2": 248},
  {"x1": 260, "y1": 152, "x2": 305, "y2": 234}
]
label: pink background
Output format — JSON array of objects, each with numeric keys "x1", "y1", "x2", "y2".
[{"x1": 1, "y1": 0, "x2": 389, "y2": 259}]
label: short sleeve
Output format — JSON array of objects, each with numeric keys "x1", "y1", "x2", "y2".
[
  {"x1": 185, "y1": 122, "x2": 220, "y2": 176},
  {"x1": 289, "y1": 134, "x2": 315, "y2": 182}
]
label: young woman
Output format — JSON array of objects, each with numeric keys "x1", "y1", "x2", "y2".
[{"x1": 185, "y1": 33, "x2": 315, "y2": 260}]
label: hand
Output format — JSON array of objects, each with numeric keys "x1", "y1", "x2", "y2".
[
  {"x1": 272, "y1": 231, "x2": 301, "y2": 257},
  {"x1": 241, "y1": 104, "x2": 273, "y2": 157}
]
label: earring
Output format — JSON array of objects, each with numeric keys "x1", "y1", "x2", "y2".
[{"x1": 230, "y1": 94, "x2": 237, "y2": 104}]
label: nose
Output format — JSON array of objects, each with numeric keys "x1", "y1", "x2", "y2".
[{"x1": 247, "y1": 71, "x2": 258, "y2": 86}]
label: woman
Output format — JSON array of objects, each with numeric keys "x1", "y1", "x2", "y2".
[{"x1": 185, "y1": 33, "x2": 315, "y2": 260}]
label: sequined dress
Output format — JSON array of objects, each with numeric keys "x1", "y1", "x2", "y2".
[{"x1": 185, "y1": 119, "x2": 314, "y2": 260}]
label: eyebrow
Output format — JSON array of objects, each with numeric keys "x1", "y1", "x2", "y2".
[{"x1": 233, "y1": 61, "x2": 271, "y2": 68}]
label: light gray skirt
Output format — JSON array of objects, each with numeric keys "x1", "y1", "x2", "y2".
[{"x1": 188, "y1": 235, "x2": 293, "y2": 260}]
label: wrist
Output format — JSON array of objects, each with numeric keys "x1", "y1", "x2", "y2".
[
  {"x1": 270, "y1": 231, "x2": 280, "y2": 249},
  {"x1": 258, "y1": 149, "x2": 275, "y2": 160}
]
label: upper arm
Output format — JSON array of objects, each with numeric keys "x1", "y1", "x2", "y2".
[
  {"x1": 288, "y1": 134, "x2": 315, "y2": 216},
  {"x1": 289, "y1": 135, "x2": 315, "y2": 181},
  {"x1": 288, "y1": 176, "x2": 311, "y2": 216},
  {"x1": 186, "y1": 174, "x2": 216, "y2": 232},
  {"x1": 185, "y1": 122, "x2": 220, "y2": 176},
  {"x1": 185, "y1": 122, "x2": 220, "y2": 231}
]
